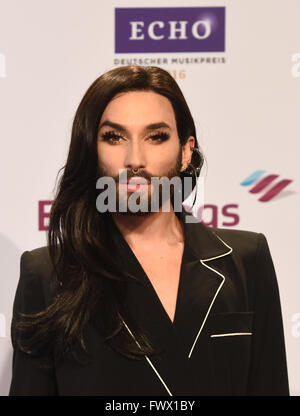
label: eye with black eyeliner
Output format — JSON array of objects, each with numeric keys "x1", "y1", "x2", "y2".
[
  {"x1": 148, "y1": 131, "x2": 170, "y2": 143},
  {"x1": 100, "y1": 131, "x2": 123, "y2": 144},
  {"x1": 100, "y1": 130, "x2": 170, "y2": 144}
]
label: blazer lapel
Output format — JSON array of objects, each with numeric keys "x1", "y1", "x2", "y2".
[{"x1": 170, "y1": 208, "x2": 233, "y2": 357}]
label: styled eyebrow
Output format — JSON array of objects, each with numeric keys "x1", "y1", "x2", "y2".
[{"x1": 98, "y1": 120, "x2": 172, "y2": 133}]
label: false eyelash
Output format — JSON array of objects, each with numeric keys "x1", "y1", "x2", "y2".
[
  {"x1": 149, "y1": 131, "x2": 170, "y2": 141},
  {"x1": 101, "y1": 130, "x2": 122, "y2": 141},
  {"x1": 101, "y1": 130, "x2": 170, "y2": 142}
]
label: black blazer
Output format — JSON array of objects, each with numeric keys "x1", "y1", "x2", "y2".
[{"x1": 9, "y1": 210, "x2": 289, "y2": 396}]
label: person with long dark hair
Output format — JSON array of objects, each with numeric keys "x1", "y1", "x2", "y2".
[{"x1": 9, "y1": 65, "x2": 289, "y2": 396}]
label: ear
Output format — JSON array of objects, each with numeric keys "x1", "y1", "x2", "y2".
[{"x1": 180, "y1": 136, "x2": 195, "y2": 172}]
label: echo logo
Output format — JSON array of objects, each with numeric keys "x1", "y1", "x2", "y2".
[
  {"x1": 0, "y1": 53, "x2": 6, "y2": 78},
  {"x1": 291, "y1": 53, "x2": 300, "y2": 78},
  {"x1": 240, "y1": 170, "x2": 293, "y2": 202},
  {"x1": 129, "y1": 20, "x2": 211, "y2": 41},
  {"x1": 115, "y1": 7, "x2": 225, "y2": 53},
  {"x1": 0, "y1": 313, "x2": 6, "y2": 338},
  {"x1": 291, "y1": 313, "x2": 300, "y2": 338}
]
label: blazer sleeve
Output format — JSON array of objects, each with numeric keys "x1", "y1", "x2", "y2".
[
  {"x1": 247, "y1": 233, "x2": 289, "y2": 395},
  {"x1": 9, "y1": 251, "x2": 58, "y2": 396}
]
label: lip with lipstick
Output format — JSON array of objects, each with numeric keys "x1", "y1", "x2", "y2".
[{"x1": 119, "y1": 177, "x2": 149, "y2": 192}]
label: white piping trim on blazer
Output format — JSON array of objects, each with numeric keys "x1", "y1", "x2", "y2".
[
  {"x1": 121, "y1": 318, "x2": 173, "y2": 396},
  {"x1": 210, "y1": 332, "x2": 252, "y2": 338},
  {"x1": 188, "y1": 234, "x2": 233, "y2": 359}
]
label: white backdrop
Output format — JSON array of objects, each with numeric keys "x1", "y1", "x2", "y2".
[{"x1": 0, "y1": 0, "x2": 299, "y2": 395}]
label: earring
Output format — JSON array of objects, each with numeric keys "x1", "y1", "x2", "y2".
[{"x1": 181, "y1": 162, "x2": 188, "y2": 172}]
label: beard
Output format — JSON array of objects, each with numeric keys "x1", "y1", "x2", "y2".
[{"x1": 97, "y1": 148, "x2": 182, "y2": 217}]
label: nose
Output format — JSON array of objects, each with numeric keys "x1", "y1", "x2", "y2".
[{"x1": 124, "y1": 139, "x2": 146, "y2": 172}]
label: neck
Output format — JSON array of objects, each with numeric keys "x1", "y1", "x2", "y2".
[{"x1": 110, "y1": 201, "x2": 184, "y2": 247}]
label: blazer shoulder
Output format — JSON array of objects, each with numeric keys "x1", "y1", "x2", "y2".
[
  {"x1": 208, "y1": 227, "x2": 278, "y2": 298},
  {"x1": 17, "y1": 246, "x2": 56, "y2": 311},
  {"x1": 24, "y1": 246, "x2": 53, "y2": 277},
  {"x1": 210, "y1": 226, "x2": 267, "y2": 263}
]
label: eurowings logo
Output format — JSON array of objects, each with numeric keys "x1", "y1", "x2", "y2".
[{"x1": 240, "y1": 170, "x2": 293, "y2": 202}]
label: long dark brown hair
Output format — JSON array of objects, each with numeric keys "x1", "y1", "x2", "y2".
[{"x1": 14, "y1": 65, "x2": 204, "y2": 363}]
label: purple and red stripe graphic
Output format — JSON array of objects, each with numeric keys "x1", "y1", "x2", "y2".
[{"x1": 240, "y1": 170, "x2": 292, "y2": 202}]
